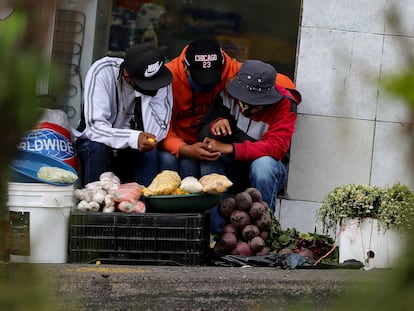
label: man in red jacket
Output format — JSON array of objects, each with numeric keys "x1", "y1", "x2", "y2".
[
  {"x1": 159, "y1": 39, "x2": 242, "y2": 178},
  {"x1": 198, "y1": 60, "x2": 299, "y2": 215}
]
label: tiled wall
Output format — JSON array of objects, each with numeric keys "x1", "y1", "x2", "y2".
[{"x1": 279, "y1": 0, "x2": 414, "y2": 234}]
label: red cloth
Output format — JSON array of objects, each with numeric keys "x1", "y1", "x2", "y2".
[{"x1": 232, "y1": 85, "x2": 298, "y2": 161}]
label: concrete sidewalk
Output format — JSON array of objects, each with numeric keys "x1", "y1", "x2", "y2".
[{"x1": 3, "y1": 262, "x2": 388, "y2": 311}]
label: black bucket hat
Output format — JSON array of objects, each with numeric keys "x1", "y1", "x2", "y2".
[{"x1": 227, "y1": 60, "x2": 282, "y2": 105}]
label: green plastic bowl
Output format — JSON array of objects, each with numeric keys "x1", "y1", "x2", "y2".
[{"x1": 145, "y1": 193, "x2": 221, "y2": 213}]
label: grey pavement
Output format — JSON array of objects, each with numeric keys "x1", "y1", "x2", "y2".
[{"x1": 3, "y1": 263, "x2": 389, "y2": 311}]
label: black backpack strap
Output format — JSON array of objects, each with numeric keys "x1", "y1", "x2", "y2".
[{"x1": 76, "y1": 101, "x2": 86, "y2": 132}]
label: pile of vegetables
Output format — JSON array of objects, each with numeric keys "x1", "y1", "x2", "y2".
[
  {"x1": 143, "y1": 170, "x2": 233, "y2": 196},
  {"x1": 74, "y1": 172, "x2": 145, "y2": 213},
  {"x1": 213, "y1": 187, "x2": 337, "y2": 263},
  {"x1": 74, "y1": 170, "x2": 234, "y2": 214},
  {"x1": 214, "y1": 188, "x2": 275, "y2": 256}
]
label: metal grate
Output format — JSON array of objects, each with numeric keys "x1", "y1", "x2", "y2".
[{"x1": 51, "y1": 10, "x2": 85, "y2": 122}]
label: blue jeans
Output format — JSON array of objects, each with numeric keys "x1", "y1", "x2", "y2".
[
  {"x1": 159, "y1": 150, "x2": 200, "y2": 178},
  {"x1": 76, "y1": 139, "x2": 158, "y2": 187},
  {"x1": 249, "y1": 156, "x2": 288, "y2": 212}
]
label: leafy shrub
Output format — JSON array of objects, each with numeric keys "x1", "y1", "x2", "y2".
[{"x1": 318, "y1": 183, "x2": 414, "y2": 231}]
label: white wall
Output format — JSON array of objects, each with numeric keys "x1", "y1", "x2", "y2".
[{"x1": 279, "y1": 0, "x2": 414, "y2": 234}]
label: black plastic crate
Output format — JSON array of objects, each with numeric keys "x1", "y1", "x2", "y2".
[{"x1": 68, "y1": 211, "x2": 210, "y2": 265}]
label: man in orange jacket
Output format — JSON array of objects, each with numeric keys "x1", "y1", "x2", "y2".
[{"x1": 159, "y1": 39, "x2": 242, "y2": 178}]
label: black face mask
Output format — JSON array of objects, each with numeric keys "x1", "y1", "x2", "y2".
[
  {"x1": 133, "y1": 84, "x2": 158, "y2": 97},
  {"x1": 238, "y1": 100, "x2": 263, "y2": 117},
  {"x1": 188, "y1": 76, "x2": 216, "y2": 93},
  {"x1": 241, "y1": 109, "x2": 254, "y2": 118}
]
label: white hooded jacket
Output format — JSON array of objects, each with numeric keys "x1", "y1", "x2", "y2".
[{"x1": 72, "y1": 56, "x2": 172, "y2": 149}]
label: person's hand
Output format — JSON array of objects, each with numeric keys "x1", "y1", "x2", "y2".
[
  {"x1": 179, "y1": 142, "x2": 221, "y2": 161},
  {"x1": 203, "y1": 137, "x2": 233, "y2": 155},
  {"x1": 137, "y1": 132, "x2": 157, "y2": 152},
  {"x1": 211, "y1": 119, "x2": 232, "y2": 136}
]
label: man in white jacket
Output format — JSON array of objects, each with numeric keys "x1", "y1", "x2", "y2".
[{"x1": 72, "y1": 43, "x2": 172, "y2": 186}]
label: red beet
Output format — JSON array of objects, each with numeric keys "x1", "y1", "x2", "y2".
[
  {"x1": 231, "y1": 241, "x2": 253, "y2": 256},
  {"x1": 255, "y1": 246, "x2": 270, "y2": 256},
  {"x1": 222, "y1": 223, "x2": 238, "y2": 235},
  {"x1": 220, "y1": 232, "x2": 238, "y2": 252},
  {"x1": 249, "y1": 201, "x2": 266, "y2": 220},
  {"x1": 260, "y1": 231, "x2": 268, "y2": 240},
  {"x1": 230, "y1": 210, "x2": 251, "y2": 230},
  {"x1": 235, "y1": 191, "x2": 252, "y2": 211},
  {"x1": 245, "y1": 187, "x2": 262, "y2": 202},
  {"x1": 261, "y1": 200, "x2": 270, "y2": 210},
  {"x1": 255, "y1": 212, "x2": 271, "y2": 231},
  {"x1": 249, "y1": 236, "x2": 265, "y2": 253},
  {"x1": 218, "y1": 197, "x2": 236, "y2": 221},
  {"x1": 241, "y1": 225, "x2": 260, "y2": 241}
]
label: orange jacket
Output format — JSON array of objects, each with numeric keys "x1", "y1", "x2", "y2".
[
  {"x1": 162, "y1": 46, "x2": 242, "y2": 156},
  {"x1": 276, "y1": 73, "x2": 302, "y2": 104}
]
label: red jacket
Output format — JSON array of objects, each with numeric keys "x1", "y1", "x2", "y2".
[
  {"x1": 198, "y1": 85, "x2": 298, "y2": 162},
  {"x1": 162, "y1": 46, "x2": 242, "y2": 156}
]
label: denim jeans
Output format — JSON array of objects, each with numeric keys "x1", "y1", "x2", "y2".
[
  {"x1": 76, "y1": 139, "x2": 158, "y2": 187},
  {"x1": 158, "y1": 150, "x2": 200, "y2": 178},
  {"x1": 249, "y1": 156, "x2": 288, "y2": 212}
]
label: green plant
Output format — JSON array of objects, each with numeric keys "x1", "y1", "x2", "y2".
[
  {"x1": 266, "y1": 216, "x2": 338, "y2": 262},
  {"x1": 378, "y1": 183, "x2": 414, "y2": 230},
  {"x1": 318, "y1": 183, "x2": 414, "y2": 232}
]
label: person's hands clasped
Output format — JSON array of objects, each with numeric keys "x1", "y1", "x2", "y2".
[
  {"x1": 179, "y1": 142, "x2": 221, "y2": 161},
  {"x1": 211, "y1": 118, "x2": 232, "y2": 136},
  {"x1": 203, "y1": 137, "x2": 233, "y2": 155},
  {"x1": 137, "y1": 132, "x2": 157, "y2": 152}
]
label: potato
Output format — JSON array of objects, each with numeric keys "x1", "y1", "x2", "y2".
[
  {"x1": 143, "y1": 170, "x2": 181, "y2": 196},
  {"x1": 199, "y1": 173, "x2": 233, "y2": 194}
]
